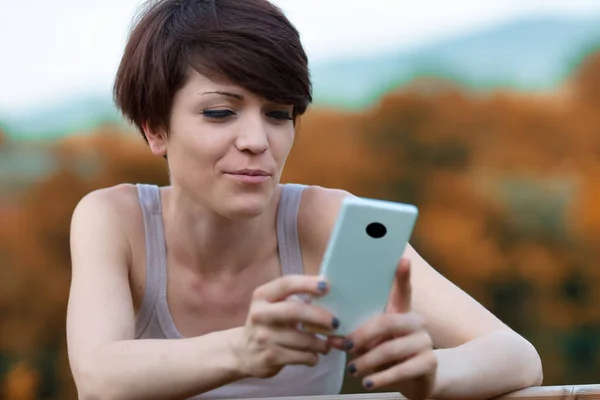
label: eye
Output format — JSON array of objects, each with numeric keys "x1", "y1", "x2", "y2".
[
  {"x1": 266, "y1": 110, "x2": 293, "y2": 121},
  {"x1": 202, "y1": 109, "x2": 236, "y2": 120}
]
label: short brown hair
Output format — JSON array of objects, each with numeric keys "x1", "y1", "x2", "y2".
[{"x1": 113, "y1": 0, "x2": 312, "y2": 141}]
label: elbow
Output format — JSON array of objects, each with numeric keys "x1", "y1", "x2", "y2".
[
  {"x1": 73, "y1": 371, "x2": 103, "y2": 400},
  {"x1": 515, "y1": 334, "x2": 544, "y2": 388},
  {"x1": 528, "y1": 355, "x2": 544, "y2": 387},
  {"x1": 487, "y1": 330, "x2": 543, "y2": 390},
  {"x1": 527, "y1": 347, "x2": 544, "y2": 387},
  {"x1": 73, "y1": 367, "x2": 107, "y2": 400},
  {"x1": 73, "y1": 360, "x2": 126, "y2": 400}
]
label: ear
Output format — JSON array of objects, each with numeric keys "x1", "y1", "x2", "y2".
[{"x1": 142, "y1": 122, "x2": 168, "y2": 157}]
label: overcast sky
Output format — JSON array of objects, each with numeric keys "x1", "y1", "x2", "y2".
[{"x1": 2, "y1": 0, "x2": 600, "y2": 116}]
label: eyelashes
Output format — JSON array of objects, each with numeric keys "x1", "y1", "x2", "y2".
[
  {"x1": 266, "y1": 111, "x2": 293, "y2": 121},
  {"x1": 201, "y1": 109, "x2": 293, "y2": 121},
  {"x1": 201, "y1": 109, "x2": 235, "y2": 119}
]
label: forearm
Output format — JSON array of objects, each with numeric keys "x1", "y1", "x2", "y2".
[
  {"x1": 431, "y1": 330, "x2": 543, "y2": 399},
  {"x1": 76, "y1": 329, "x2": 244, "y2": 400}
]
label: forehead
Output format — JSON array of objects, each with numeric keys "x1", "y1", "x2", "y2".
[
  {"x1": 176, "y1": 69, "x2": 292, "y2": 107},
  {"x1": 178, "y1": 69, "x2": 243, "y2": 96}
]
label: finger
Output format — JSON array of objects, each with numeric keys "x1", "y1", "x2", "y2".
[
  {"x1": 360, "y1": 351, "x2": 437, "y2": 394},
  {"x1": 346, "y1": 313, "x2": 423, "y2": 354},
  {"x1": 354, "y1": 334, "x2": 394, "y2": 357},
  {"x1": 272, "y1": 328, "x2": 331, "y2": 355},
  {"x1": 302, "y1": 323, "x2": 339, "y2": 336},
  {"x1": 348, "y1": 331, "x2": 433, "y2": 378},
  {"x1": 394, "y1": 257, "x2": 412, "y2": 313},
  {"x1": 250, "y1": 300, "x2": 339, "y2": 333},
  {"x1": 334, "y1": 334, "x2": 393, "y2": 357},
  {"x1": 282, "y1": 349, "x2": 321, "y2": 367},
  {"x1": 253, "y1": 275, "x2": 329, "y2": 303},
  {"x1": 327, "y1": 336, "x2": 346, "y2": 350},
  {"x1": 261, "y1": 347, "x2": 321, "y2": 370}
]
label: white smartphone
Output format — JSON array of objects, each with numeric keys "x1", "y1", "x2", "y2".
[{"x1": 309, "y1": 196, "x2": 418, "y2": 337}]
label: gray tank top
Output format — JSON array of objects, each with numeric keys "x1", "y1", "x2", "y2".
[{"x1": 134, "y1": 183, "x2": 346, "y2": 399}]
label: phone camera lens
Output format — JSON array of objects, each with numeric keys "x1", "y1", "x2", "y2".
[{"x1": 366, "y1": 222, "x2": 387, "y2": 239}]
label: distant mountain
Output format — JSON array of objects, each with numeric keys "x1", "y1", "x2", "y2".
[
  {"x1": 310, "y1": 14, "x2": 600, "y2": 109},
  {"x1": 1, "y1": 96, "x2": 125, "y2": 142},
  {"x1": 3, "y1": 14, "x2": 600, "y2": 141}
]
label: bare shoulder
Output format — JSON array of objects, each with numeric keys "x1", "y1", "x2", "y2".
[
  {"x1": 70, "y1": 183, "x2": 142, "y2": 269},
  {"x1": 296, "y1": 185, "x2": 355, "y2": 275},
  {"x1": 72, "y1": 183, "x2": 140, "y2": 223},
  {"x1": 72, "y1": 184, "x2": 141, "y2": 230}
]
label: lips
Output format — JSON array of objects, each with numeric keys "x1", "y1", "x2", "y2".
[
  {"x1": 224, "y1": 169, "x2": 272, "y2": 184},
  {"x1": 226, "y1": 169, "x2": 271, "y2": 177}
]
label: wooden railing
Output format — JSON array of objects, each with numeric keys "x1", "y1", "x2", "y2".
[{"x1": 237, "y1": 385, "x2": 600, "y2": 400}]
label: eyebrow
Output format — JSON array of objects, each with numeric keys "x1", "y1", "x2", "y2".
[{"x1": 201, "y1": 91, "x2": 244, "y2": 100}]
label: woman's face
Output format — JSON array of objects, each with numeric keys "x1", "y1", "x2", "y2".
[{"x1": 146, "y1": 70, "x2": 296, "y2": 219}]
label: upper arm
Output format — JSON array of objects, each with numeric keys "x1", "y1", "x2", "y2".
[
  {"x1": 296, "y1": 185, "x2": 354, "y2": 275},
  {"x1": 405, "y1": 243, "x2": 511, "y2": 349},
  {"x1": 298, "y1": 186, "x2": 511, "y2": 348},
  {"x1": 66, "y1": 186, "x2": 136, "y2": 377}
]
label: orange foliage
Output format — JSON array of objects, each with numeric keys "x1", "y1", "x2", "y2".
[
  {"x1": 569, "y1": 52, "x2": 600, "y2": 107},
  {"x1": 2, "y1": 362, "x2": 39, "y2": 400},
  {"x1": 283, "y1": 109, "x2": 383, "y2": 196}
]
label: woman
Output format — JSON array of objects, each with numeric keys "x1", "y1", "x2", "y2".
[{"x1": 66, "y1": 0, "x2": 543, "y2": 399}]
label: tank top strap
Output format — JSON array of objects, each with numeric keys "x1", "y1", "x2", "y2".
[
  {"x1": 135, "y1": 183, "x2": 167, "y2": 338},
  {"x1": 276, "y1": 183, "x2": 308, "y2": 276}
]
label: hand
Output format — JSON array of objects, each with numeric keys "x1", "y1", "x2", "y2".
[
  {"x1": 330, "y1": 258, "x2": 437, "y2": 400},
  {"x1": 229, "y1": 275, "x2": 341, "y2": 379}
]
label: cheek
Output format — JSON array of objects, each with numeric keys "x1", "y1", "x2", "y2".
[
  {"x1": 177, "y1": 126, "x2": 229, "y2": 161},
  {"x1": 270, "y1": 129, "x2": 295, "y2": 161},
  {"x1": 168, "y1": 130, "x2": 230, "y2": 184}
]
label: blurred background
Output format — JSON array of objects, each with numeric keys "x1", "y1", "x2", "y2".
[{"x1": 2, "y1": 0, "x2": 600, "y2": 398}]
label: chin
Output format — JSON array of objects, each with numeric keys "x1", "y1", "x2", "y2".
[
  {"x1": 221, "y1": 204, "x2": 268, "y2": 220},
  {"x1": 211, "y1": 176, "x2": 278, "y2": 219},
  {"x1": 218, "y1": 193, "x2": 272, "y2": 220}
]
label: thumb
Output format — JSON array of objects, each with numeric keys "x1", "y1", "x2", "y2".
[{"x1": 394, "y1": 257, "x2": 412, "y2": 313}]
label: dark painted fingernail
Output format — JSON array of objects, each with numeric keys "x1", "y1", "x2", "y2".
[
  {"x1": 332, "y1": 317, "x2": 340, "y2": 329},
  {"x1": 347, "y1": 363, "x2": 357, "y2": 375},
  {"x1": 317, "y1": 281, "x2": 327, "y2": 293},
  {"x1": 364, "y1": 380, "x2": 374, "y2": 390},
  {"x1": 343, "y1": 339, "x2": 354, "y2": 351}
]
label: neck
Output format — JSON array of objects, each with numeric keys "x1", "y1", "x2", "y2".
[{"x1": 162, "y1": 186, "x2": 279, "y2": 276}]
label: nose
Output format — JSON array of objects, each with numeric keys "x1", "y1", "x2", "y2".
[{"x1": 234, "y1": 113, "x2": 269, "y2": 154}]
